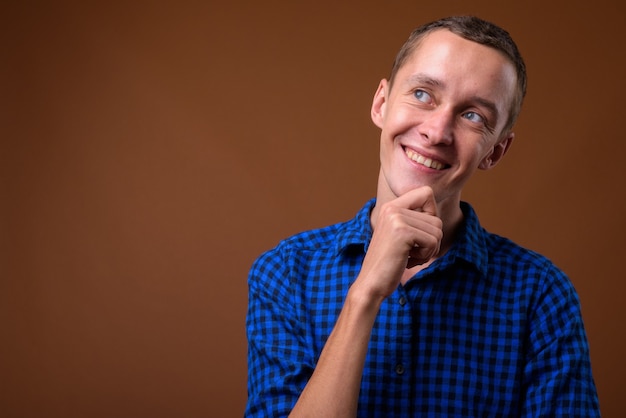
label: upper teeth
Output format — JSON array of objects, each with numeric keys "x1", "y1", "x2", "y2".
[{"x1": 405, "y1": 148, "x2": 445, "y2": 170}]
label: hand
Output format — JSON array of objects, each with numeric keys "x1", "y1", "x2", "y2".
[{"x1": 354, "y1": 187, "x2": 443, "y2": 301}]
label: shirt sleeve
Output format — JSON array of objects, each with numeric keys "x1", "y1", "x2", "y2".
[
  {"x1": 244, "y1": 246, "x2": 314, "y2": 417},
  {"x1": 522, "y1": 266, "x2": 600, "y2": 417}
]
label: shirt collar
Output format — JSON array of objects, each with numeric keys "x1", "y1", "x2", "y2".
[
  {"x1": 435, "y1": 201, "x2": 489, "y2": 279},
  {"x1": 336, "y1": 199, "x2": 489, "y2": 279},
  {"x1": 335, "y1": 198, "x2": 376, "y2": 256}
]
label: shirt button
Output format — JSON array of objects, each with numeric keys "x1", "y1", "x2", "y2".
[
  {"x1": 395, "y1": 363, "x2": 405, "y2": 375},
  {"x1": 398, "y1": 296, "x2": 407, "y2": 306}
]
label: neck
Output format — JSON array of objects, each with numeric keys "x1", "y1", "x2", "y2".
[{"x1": 435, "y1": 199, "x2": 464, "y2": 256}]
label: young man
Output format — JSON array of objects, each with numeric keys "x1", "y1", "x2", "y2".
[{"x1": 245, "y1": 16, "x2": 600, "y2": 417}]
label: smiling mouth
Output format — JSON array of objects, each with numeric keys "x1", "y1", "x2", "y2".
[{"x1": 404, "y1": 148, "x2": 447, "y2": 170}]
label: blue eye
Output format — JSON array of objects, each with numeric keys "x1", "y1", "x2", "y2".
[
  {"x1": 463, "y1": 111, "x2": 484, "y2": 124},
  {"x1": 414, "y1": 90, "x2": 432, "y2": 103}
]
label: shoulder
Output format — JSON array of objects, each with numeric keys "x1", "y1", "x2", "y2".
[
  {"x1": 460, "y1": 202, "x2": 567, "y2": 284},
  {"x1": 254, "y1": 220, "x2": 347, "y2": 270},
  {"x1": 461, "y1": 203, "x2": 574, "y2": 304},
  {"x1": 252, "y1": 199, "x2": 374, "y2": 269},
  {"x1": 482, "y1": 231, "x2": 579, "y2": 309},
  {"x1": 485, "y1": 232, "x2": 560, "y2": 272},
  {"x1": 249, "y1": 200, "x2": 374, "y2": 286}
]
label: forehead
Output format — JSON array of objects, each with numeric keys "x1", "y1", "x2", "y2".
[{"x1": 396, "y1": 30, "x2": 517, "y2": 115}]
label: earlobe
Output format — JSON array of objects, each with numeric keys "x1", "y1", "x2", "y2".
[
  {"x1": 371, "y1": 79, "x2": 388, "y2": 128},
  {"x1": 479, "y1": 132, "x2": 515, "y2": 170}
]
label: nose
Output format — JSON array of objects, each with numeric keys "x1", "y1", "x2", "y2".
[{"x1": 419, "y1": 107, "x2": 454, "y2": 145}]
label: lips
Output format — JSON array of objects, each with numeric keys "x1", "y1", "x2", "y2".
[{"x1": 404, "y1": 147, "x2": 447, "y2": 170}]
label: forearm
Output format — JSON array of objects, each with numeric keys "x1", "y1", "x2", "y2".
[{"x1": 289, "y1": 285, "x2": 383, "y2": 417}]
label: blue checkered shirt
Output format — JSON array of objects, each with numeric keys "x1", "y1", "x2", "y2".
[{"x1": 245, "y1": 199, "x2": 600, "y2": 417}]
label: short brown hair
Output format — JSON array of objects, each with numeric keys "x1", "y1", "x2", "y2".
[{"x1": 389, "y1": 16, "x2": 527, "y2": 132}]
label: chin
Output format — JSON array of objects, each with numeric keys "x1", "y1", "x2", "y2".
[{"x1": 393, "y1": 182, "x2": 432, "y2": 197}]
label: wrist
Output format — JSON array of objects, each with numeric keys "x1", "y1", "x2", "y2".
[{"x1": 345, "y1": 281, "x2": 386, "y2": 313}]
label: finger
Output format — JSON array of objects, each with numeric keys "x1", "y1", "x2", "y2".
[
  {"x1": 394, "y1": 186, "x2": 438, "y2": 216},
  {"x1": 398, "y1": 208, "x2": 442, "y2": 235},
  {"x1": 407, "y1": 240, "x2": 440, "y2": 267},
  {"x1": 402, "y1": 210, "x2": 442, "y2": 266}
]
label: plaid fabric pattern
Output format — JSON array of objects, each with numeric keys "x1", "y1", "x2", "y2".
[{"x1": 245, "y1": 200, "x2": 600, "y2": 417}]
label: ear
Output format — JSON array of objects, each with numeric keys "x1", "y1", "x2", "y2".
[
  {"x1": 478, "y1": 131, "x2": 515, "y2": 170},
  {"x1": 371, "y1": 79, "x2": 388, "y2": 129}
]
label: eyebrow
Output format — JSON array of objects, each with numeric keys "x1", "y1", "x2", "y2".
[{"x1": 404, "y1": 74, "x2": 443, "y2": 88}]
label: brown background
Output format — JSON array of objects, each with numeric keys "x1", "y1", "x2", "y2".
[{"x1": 2, "y1": 1, "x2": 625, "y2": 417}]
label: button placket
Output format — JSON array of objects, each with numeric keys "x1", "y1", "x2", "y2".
[{"x1": 393, "y1": 288, "x2": 411, "y2": 379}]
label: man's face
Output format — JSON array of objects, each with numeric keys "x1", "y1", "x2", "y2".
[{"x1": 371, "y1": 29, "x2": 518, "y2": 209}]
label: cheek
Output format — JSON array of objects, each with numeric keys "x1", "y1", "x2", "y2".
[
  {"x1": 379, "y1": 135, "x2": 396, "y2": 165},
  {"x1": 391, "y1": 108, "x2": 416, "y2": 132},
  {"x1": 382, "y1": 102, "x2": 415, "y2": 130}
]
